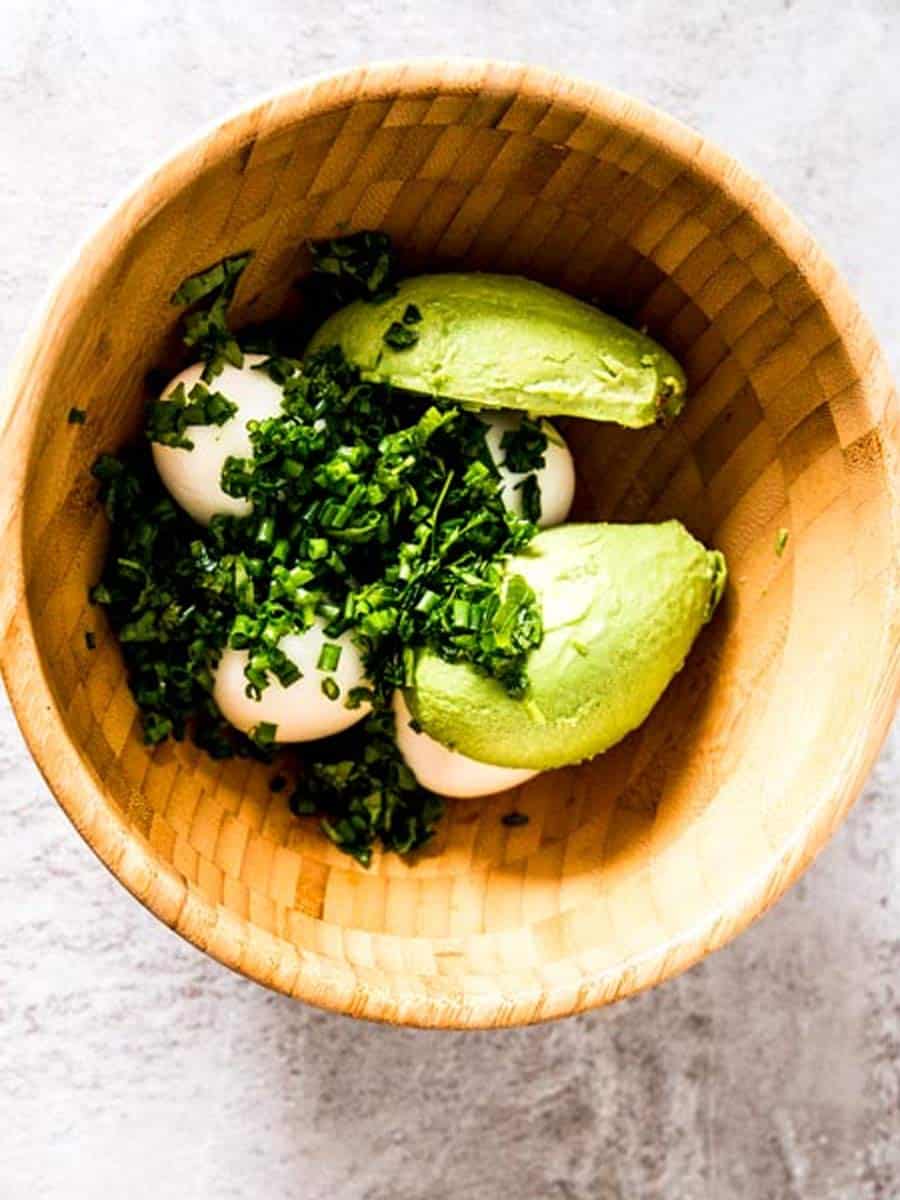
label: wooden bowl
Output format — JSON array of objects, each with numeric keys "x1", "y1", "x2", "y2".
[{"x1": 2, "y1": 62, "x2": 898, "y2": 1028}]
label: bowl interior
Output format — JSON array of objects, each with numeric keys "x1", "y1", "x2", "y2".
[{"x1": 5, "y1": 64, "x2": 897, "y2": 1026}]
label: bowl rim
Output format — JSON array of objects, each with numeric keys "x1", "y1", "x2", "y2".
[{"x1": 2, "y1": 58, "x2": 899, "y2": 1028}]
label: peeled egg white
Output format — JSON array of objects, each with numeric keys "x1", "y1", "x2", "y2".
[
  {"x1": 152, "y1": 354, "x2": 283, "y2": 525},
  {"x1": 481, "y1": 411, "x2": 576, "y2": 528},
  {"x1": 214, "y1": 621, "x2": 371, "y2": 743},
  {"x1": 393, "y1": 692, "x2": 537, "y2": 798}
]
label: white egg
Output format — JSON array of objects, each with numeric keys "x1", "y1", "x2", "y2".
[
  {"x1": 213, "y1": 620, "x2": 371, "y2": 742},
  {"x1": 480, "y1": 411, "x2": 576, "y2": 528},
  {"x1": 152, "y1": 354, "x2": 284, "y2": 525},
  {"x1": 393, "y1": 692, "x2": 537, "y2": 798}
]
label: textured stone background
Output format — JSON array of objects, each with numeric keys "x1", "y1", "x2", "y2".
[{"x1": 2, "y1": 2, "x2": 899, "y2": 1197}]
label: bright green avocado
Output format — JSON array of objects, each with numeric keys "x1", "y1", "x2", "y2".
[
  {"x1": 306, "y1": 274, "x2": 687, "y2": 427},
  {"x1": 406, "y1": 522, "x2": 726, "y2": 770}
]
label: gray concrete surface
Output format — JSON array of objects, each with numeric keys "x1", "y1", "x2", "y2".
[{"x1": 2, "y1": 2, "x2": 899, "y2": 1197}]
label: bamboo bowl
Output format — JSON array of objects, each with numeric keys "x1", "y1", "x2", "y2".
[{"x1": 2, "y1": 62, "x2": 899, "y2": 1028}]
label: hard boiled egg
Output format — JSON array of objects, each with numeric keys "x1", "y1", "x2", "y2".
[
  {"x1": 393, "y1": 692, "x2": 537, "y2": 798},
  {"x1": 214, "y1": 620, "x2": 371, "y2": 742},
  {"x1": 152, "y1": 354, "x2": 283, "y2": 525},
  {"x1": 480, "y1": 411, "x2": 575, "y2": 528}
]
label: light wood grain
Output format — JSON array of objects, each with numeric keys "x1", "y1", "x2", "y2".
[{"x1": 1, "y1": 61, "x2": 898, "y2": 1028}]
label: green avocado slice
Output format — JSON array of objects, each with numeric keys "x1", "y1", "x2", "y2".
[
  {"x1": 306, "y1": 274, "x2": 687, "y2": 427},
  {"x1": 406, "y1": 522, "x2": 726, "y2": 770}
]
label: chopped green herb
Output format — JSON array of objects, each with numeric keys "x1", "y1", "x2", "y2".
[
  {"x1": 143, "y1": 712, "x2": 174, "y2": 745},
  {"x1": 383, "y1": 321, "x2": 419, "y2": 350},
  {"x1": 145, "y1": 381, "x2": 238, "y2": 450},
  {"x1": 292, "y1": 709, "x2": 444, "y2": 865},
  {"x1": 220, "y1": 344, "x2": 542, "y2": 700},
  {"x1": 317, "y1": 642, "x2": 342, "y2": 672},
  {"x1": 251, "y1": 721, "x2": 278, "y2": 750},
  {"x1": 171, "y1": 252, "x2": 252, "y2": 382},
  {"x1": 84, "y1": 630, "x2": 96, "y2": 650},
  {"x1": 89, "y1": 448, "x2": 272, "y2": 755},
  {"x1": 500, "y1": 417, "x2": 547, "y2": 473},
  {"x1": 91, "y1": 233, "x2": 545, "y2": 865},
  {"x1": 170, "y1": 253, "x2": 251, "y2": 307},
  {"x1": 402, "y1": 303, "x2": 422, "y2": 325},
  {"x1": 251, "y1": 354, "x2": 303, "y2": 385},
  {"x1": 501, "y1": 811, "x2": 529, "y2": 827},
  {"x1": 309, "y1": 231, "x2": 397, "y2": 306},
  {"x1": 517, "y1": 474, "x2": 542, "y2": 525},
  {"x1": 255, "y1": 515, "x2": 276, "y2": 548},
  {"x1": 775, "y1": 527, "x2": 790, "y2": 556},
  {"x1": 242, "y1": 644, "x2": 302, "y2": 699},
  {"x1": 571, "y1": 640, "x2": 588, "y2": 657},
  {"x1": 68, "y1": 407, "x2": 87, "y2": 425}
]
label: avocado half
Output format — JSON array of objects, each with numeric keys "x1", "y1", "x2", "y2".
[
  {"x1": 307, "y1": 274, "x2": 687, "y2": 427},
  {"x1": 406, "y1": 522, "x2": 726, "y2": 770}
]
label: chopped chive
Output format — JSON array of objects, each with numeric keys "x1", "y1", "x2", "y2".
[
  {"x1": 415, "y1": 589, "x2": 440, "y2": 613},
  {"x1": 321, "y1": 677, "x2": 340, "y2": 701},
  {"x1": 402, "y1": 645, "x2": 416, "y2": 687},
  {"x1": 451, "y1": 599, "x2": 472, "y2": 628},
  {"x1": 68, "y1": 407, "x2": 87, "y2": 425},
  {"x1": 316, "y1": 642, "x2": 342, "y2": 672},
  {"x1": 250, "y1": 721, "x2": 278, "y2": 749},
  {"x1": 383, "y1": 321, "x2": 419, "y2": 350},
  {"x1": 146, "y1": 383, "x2": 238, "y2": 449},
  {"x1": 308, "y1": 231, "x2": 397, "y2": 304},
  {"x1": 170, "y1": 252, "x2": 251, "y2": 306},
  {"x1": 775, "y1": 527, "x2": 790, "y2": 556},
  {"x1": 291, "y1": 794, "x2": 317, "y2": 816},
  {"x1": 89, "y1": 233, "x2": 543, "y2": 870},
  {"x1": 229, "y1": 614, "x2": 257, "y2": 648},
  {"x1": 500, "y1": 417, "x2": 547, "y2": 473},
  {"x1": 518, "y1": 474, "x2": 542, "y2": 524},
  {"x1": 255, "y1": 518, "x2": 275, "y2": 548}
]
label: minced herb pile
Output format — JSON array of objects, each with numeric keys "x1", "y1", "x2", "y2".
[{"x1": 90, "y1": 234, "x2": 547, "y2": 865}]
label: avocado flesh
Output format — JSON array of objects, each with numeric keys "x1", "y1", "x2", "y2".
[
  {"x1": 306, "y1": 274, "x2": 687, "y2": 427},
  {"x1": 406, "y1": 522, "x2": 726, "y2": 770}
]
